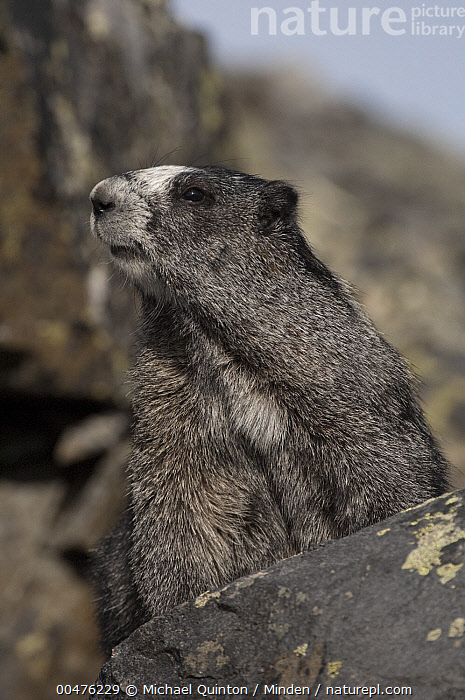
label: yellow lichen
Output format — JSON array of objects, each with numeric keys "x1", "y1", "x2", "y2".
[
  {"x1": 296, "y1": 591, "x2": 308, "y2": 604},
  {"x1": 293, "y1": 643, "x2": 308, "y2": 657},
  {"x1": 377, "y1": 528, "x2": 391, "y2": 536},
  {"x1": 327, "y1": 661, "x2": 342, "y2": 678},
  {"x1": 448, "y1": 618, "x2": 465, "y2": 638},
  {"x1": 426, "y1": 628, "x2": 442, "y2": 642},
  {"x1": 446, "y1": 496, "x2": 460, "y2": 506},
  {"x1": 278, "y1": 586, "x2": 292, "y2": 599},
  {"x1": 436, "y1": 563, "x2": 463, "y2": 584},
  {"x1": 194, "y1": 589, "x2": 221, "y2": 608},
  {"x1": 401, "y1": 500, "x2": 465, "y2": 579},
  {"x1": 185, "y1": 640, "x2": 229, "y2": 674},
  {"x1": 233, "y1": 570, "x2": 268, "y2": 591},
  {"x1": 269, "y1": 621, "x2": 291, "y2": 639}
]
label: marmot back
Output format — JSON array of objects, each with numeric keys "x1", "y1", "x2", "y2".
[{"x1": 90, "y1": 165, "x2": 449, "y2": 654}]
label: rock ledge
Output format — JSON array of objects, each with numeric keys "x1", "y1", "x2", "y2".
[{"x1": 92, "y1": 489, "x2": 465, "y2": 699}]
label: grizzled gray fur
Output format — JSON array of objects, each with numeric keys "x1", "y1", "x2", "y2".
[{"x1": 89, "y1": 165, "x2": 449, "y2": 654}]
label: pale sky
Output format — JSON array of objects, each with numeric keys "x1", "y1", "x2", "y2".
[{"x1": 171, "y1": 0, "x2": 465, "y2": 155}]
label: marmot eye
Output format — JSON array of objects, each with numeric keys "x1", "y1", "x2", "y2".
[{"x1": 181, "y1": 187, "x2": 206, "y2": 203}]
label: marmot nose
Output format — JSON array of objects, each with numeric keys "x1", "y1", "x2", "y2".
[
  {"x1": 91, "y1": 194, "x2": 116, "y2": 217},
  {"x1": 90, "y1": 181, "x2": 117, "y2": 217}
]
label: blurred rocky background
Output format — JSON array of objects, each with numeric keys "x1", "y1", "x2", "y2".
[{"x1": 0, "y1": 0, "x2": 464, "y2": 698}]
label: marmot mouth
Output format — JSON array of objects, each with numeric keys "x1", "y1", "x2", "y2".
[{"x1": 110, "y1": 241, "x2": 146, "y2": 259}]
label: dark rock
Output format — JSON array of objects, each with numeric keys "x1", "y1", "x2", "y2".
[{"x1": 93, "y1": 489, "x2": 465, "y2": 699}]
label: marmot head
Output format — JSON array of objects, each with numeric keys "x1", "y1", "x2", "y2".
[{"x1": 90, "y1": 165, "x2": 299, "y2": 303}]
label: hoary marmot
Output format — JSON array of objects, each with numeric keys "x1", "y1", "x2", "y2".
[{"x1": 90, "y1": 165, "x2": 449, "y2": 653}]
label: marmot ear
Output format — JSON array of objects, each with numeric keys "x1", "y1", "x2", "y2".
[{"x1": 258, "y1": 181, "x2": 298, "y2": 235}]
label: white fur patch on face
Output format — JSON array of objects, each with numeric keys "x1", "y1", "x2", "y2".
[
  {"x1": 130, "y1": 166, "x2": 193, "y2": 192},
  {"x1": 90, "y1": 165, "x2": 199, "y2": 296}
]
